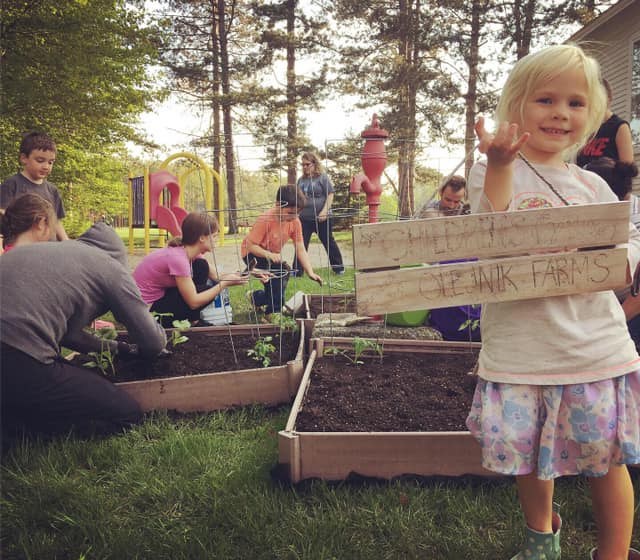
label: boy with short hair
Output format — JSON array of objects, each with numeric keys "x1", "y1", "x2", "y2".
[
  {"x1": 0, "y1": 131, "x2": 68, "y2": 240},
  {"x1": 242, "y1": 184, "x2": 322, "y2": 316}
]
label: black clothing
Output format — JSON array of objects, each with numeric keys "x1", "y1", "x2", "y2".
[{"x1": 577, "y1": 114, "x2": 629, "y2": 167}]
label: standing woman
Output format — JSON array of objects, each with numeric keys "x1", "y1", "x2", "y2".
[
  {"x1": 293, "y1": 151, "x2": 344, "y2": 275},
  {"x1": 133, "y1": 212, "x2": 248, "y2": 327}
]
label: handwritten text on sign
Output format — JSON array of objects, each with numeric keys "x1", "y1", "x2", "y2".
[
  {"x1": 354, "y1": 248, "x2": 628, "y2": 315},
  {"x1": 352, "y1": 202, "x2": 629, "y2": 269}
]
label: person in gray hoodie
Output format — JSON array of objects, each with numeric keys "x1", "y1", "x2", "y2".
[{"x1": 0, "y1": 222, "x2": 167, "y2": 436}]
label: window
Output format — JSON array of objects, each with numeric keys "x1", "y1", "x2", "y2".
[{"x1": 631, "y1": 39, "x2": 640, "y2": 145}]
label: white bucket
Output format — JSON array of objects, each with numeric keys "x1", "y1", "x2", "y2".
[{"x1": 200, "y1": 282, "x2": 233, "y2": 325}]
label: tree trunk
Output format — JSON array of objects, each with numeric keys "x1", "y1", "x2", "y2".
[
  {"x1": 464, "y1": 0, "x2": 481, "y2": 178},
  {"x1": 286, "y1": 0, "x2": 298, "y2": 185},
  {"x1": 396, "y1": 0, "x2": 417, "y2": 218},
  {"x1": 514, "y1": 0, "x2": 537, "y2": 59},
  {"x1": 211, "y1": 0, "x2": 222, "y2": 205},
  {"x1": 218, "y1": 0, "x2": 238, "y2": 233}
]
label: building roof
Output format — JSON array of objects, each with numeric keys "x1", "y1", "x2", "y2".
[{"x1": 570, "y1": 0, "x2": 636, "y2": 42}]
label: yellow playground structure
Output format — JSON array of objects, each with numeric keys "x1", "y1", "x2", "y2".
[{"x1": 128, "y1": 152, "x2": 225, "y2": 254}]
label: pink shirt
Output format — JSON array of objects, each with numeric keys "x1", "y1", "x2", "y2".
[{"x1": 133, "y1": 245, "x2": 191, "y2": 304}]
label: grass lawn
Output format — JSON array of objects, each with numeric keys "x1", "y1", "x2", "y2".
[{"x1": 3, "y1": 408, "x2": 639, "y2": 559}]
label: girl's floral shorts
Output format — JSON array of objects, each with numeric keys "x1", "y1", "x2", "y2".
[{"x1": 465, "y1": 371, "x2": 640, "y2": 479}]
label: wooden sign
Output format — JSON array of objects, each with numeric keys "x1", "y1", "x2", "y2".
[
  {"x1": 352, "y1": 202, "x2": 629, "y2": 269},
  {"x1": 353, "y1": 202, "x2": 631, "y2": 315}
]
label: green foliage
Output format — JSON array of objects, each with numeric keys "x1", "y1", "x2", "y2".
[
  {"x1": 325, "y1": 337, "x2": 383, "y2": 365},
  {"x1": 458, "y1": 304, "x2": 481, "y2": 333},
  {"x1": 247, "y1": 336, "x2": 276, "y2": 368},
  {"x1": 0, "y1": 0, "x2": 165, "y2": 228},
  {"x1": 170, "y1": 320, "x2": 191, "y2": 348},
  {"x1": 83, "y1": 326, "x2": 118, "y2": 376},
  {"x1": 265, "y1": 313, "x2": 298, "y2": 332},
  {"x1": 150, "y1": 312, "x2": 191, "y2": 347}
]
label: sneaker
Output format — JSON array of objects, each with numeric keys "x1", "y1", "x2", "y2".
[{"x1": 334, "y1": 269, "x2": 345, "y2": 275}]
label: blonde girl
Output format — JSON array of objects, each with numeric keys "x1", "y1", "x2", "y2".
[{"x1": 467, "y1": 44, "x2": 640, "y2": 560}]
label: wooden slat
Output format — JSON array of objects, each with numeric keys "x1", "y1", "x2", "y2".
[
  {"x1": 356, "y1": 247, "x2": 628, "y2": 315},
  {"x1": 312, "y1": 337, "x2": 480, "y2": 354},
  {"x1": 353, "y1": 202, "x2": 629, "y2": 270},
  {"x1": 294, "y1": 432, "x2": 493, "y2": 480},
  {"x1": 118, "y1": 367, "x2": 293, "y2": 412}
]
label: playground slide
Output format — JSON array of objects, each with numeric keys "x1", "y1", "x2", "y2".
[{"x1": 156, "y1": 205, "x2": 184, "y2": 237}]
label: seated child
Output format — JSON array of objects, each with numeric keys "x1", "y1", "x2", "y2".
[
  {"x1": 242, "y1": 184, "x2": 322, "y2": 316},
  {"x1": 133, "y1": 212, "x2": 248, "y2": 327}
]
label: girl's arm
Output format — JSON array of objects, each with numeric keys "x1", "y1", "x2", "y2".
[
  {"x1": 474, "y1": 117, "x2": 530, "y2": 212},
  {"x1": 615, "y1": 123, "x2": 635, "y2": 163},
  {"x1": 294, "y1": 240, "x2": 322, "y2": 284},
  {"x1": 175, "y1": 274, "x2": 247, "y2": 310}
]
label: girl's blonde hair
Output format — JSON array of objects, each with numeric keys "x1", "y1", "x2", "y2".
[{"x1": 495, "y1": 43, "x2": 607, "y2": 156}]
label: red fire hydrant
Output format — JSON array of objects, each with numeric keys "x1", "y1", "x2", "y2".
[{"x1": 350, "y1": 114, "x2": 389, "y2": 223}]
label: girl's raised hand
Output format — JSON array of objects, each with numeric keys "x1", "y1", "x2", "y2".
[{"x1": 474, "y1": 117, "x2": 529, "y2": 167}]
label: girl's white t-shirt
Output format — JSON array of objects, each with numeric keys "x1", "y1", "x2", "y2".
[{"x1": 468, "y1": 159, "x2": 640, "y2": 385}]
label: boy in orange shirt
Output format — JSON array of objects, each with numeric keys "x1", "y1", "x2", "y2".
[{"x1": 242, "y1": 184, "x2": 322, "y2": 315}]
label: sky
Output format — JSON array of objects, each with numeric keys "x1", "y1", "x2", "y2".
[{"x1": 135, "y1": 93, "x2": 468, "y2": 179}]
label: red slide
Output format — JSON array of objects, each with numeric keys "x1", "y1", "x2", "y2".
[{"x1": 155, "y1": 205, "x2": 183, "y2": 237}]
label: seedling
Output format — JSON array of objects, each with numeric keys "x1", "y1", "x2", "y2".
[
  {"x1": 151, "y1": 311, "x2": 190, "y2": 348},
  {"x1": 458, "y1": 304, "x2": 480, "y2": 333},
  {"x1": 325, "y1": 337, "x2": 383, "y2": 365},
  {"x1": 170, "y1": 319, "x2": 191, "y2": 347},
  {"x1": 84, "y1": 326, "x2": 118, "y2": 376},
  {"x1": 267, "y1": 313, "x2": 299, "y2": 332},
  {"x1": 247, "y1": 336, "x2": 276, "y2": 367}
]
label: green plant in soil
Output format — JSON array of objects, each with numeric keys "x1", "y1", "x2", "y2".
[
  {"x1": 83, "y1": 326, "x2": 118, "y2": 376},
  {"x1": 247, "y1": 336, "x2": 276, "y2": 367},
  {"x1": 151, "y1": 311, "x2": 191, "y2": 348},
  {"x1": 266, "y1": 313, "x2": 299, "y2": 331},
  {"x1": 170, "y1": 319, "x2": 191, "y2": 347},
  {"x1": 458, "y1": 304, "x2": 481, "y2": 333},
  {"x1": 325, "y1": 336, "x2": 383, "y2": 365}
]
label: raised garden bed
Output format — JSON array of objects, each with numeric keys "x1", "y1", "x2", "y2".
[
  {"x1": 278, "y1": 337, "x2": 495, "y2": 482},
  {"x1": 71, "y1": 323, "x2": 306, "y2": 413}
]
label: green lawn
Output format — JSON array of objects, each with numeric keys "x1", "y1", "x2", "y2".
[{"x1": 3, "y1": 408, "x2": 639, "y2": 559}]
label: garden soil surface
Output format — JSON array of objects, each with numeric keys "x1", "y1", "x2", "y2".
[
  {"x1": 295, "y1": 350, "x2": 480, "y2": 432},
  {"x1": 70, "y1": 331, "x2": 300, "y2": 382}
]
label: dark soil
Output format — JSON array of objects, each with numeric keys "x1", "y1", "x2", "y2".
[
  {"x1": 70, "y1": 331, "x2": 300, "y2": 382},
  {"x1": 295, "y1": 350, "x2": 479, "y2": 432}
]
